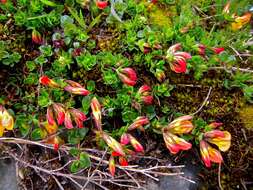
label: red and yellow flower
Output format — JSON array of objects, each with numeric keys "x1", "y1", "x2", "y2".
[
  {"x1": 102, "y1": 132, "x2": 125, "y2": 157},
  {"x1": 52, "y1": 103, "x2": 65, "y2": 125},
  {"x1": 166, "y1": 43, "x2": 191, "y2": 73},
  {"x1": 39, "y1": 75, "x2": 60, "y2": 88},
  {"x1": 231, "y1": 12, "x2": 252, "y2": 31},
  {"x1": 137, "y1": 85, "x2": 153, "y2": 105},
  {"x1": 32, "y1": 29, "x2": 43, "y2": 44},
  {"x1": 64, "y1": 80, "x2": 90, "y2": 96},
  {"x1": 91, "y1": 97, "x2": 102, "y2": 130},
  {"x1": 44, "y1": 121, "x2": 64, "y2": 151},
  {"x1": 128, "y1": 116, "x2": 149, "y2": 131},
  {"x1": 117, "y1": 68, "x2": 137, "y2": 86},
  {"x1": 162, "y1": 115, "x2": 193, "y2": 154},
  {"x1": 200, "y1": 128, "x2": 231, "y2": 167}
]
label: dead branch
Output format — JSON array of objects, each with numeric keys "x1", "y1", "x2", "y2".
[{"x1": 1, "y1": 137, "x2": 185, "y2": 189}]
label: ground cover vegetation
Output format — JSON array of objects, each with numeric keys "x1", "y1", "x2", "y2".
[{"x1": 0, "y1": 0, "x2": 253, "y2": 189}]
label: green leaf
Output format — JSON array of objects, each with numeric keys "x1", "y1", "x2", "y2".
[
  {"x1": 86, "y1": 80, "x2": 95, "y2": 92},
  {"x1": 39, "y1": 0, "x2": 58, "y2": 7},
  {"x1": 31, "y1": 128, "x2": 46, "y2": 140},
  {"x1": 68, "y1": 128, "x2": 89, "y2": 145},
  {"x1": 122, "y1": 108, "x2": 138, "y2": 123},
  {"x1": 102, "y1": 70, "x2": 119, "y2": 85},
  {"x1": 26, "y1": 61, "x2": 36, "y2": 71},
  {"x1": 24, "y1": 73, "x2": 38, "y2": 85},
  {"x1": 38, "y1": 90, "x2": 51, "y2": 107},
  {"x1": 69, "y1": 148, "x2": 80, "y2": 157},
  {"x1": 67, "y1": 7, "x2": 86, "y2": 28},
  {"x1": 39, "y1": 45, "x2": 53, "y2": 57},
  {"x1": 79, "y1": 152, "x2": 91, "y2": 168},
  {"x1": 70, "y1": 152, "x2": 91, "y2": 173},
  {"x1": 70, "y1": 160, "x2": 82, "y2": 173},
  {"x1": 82, "y1": 95, "x2": 92, "y2": 114},
  {"x1": 76, "y1": 53, "x2": 96, "y2": 71}
]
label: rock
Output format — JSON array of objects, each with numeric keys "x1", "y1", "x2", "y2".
[{"x1": 0, "y1": 159, "x2": 18, "y2": 190}]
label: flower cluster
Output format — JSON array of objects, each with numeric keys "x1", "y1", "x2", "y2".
[
  {"x1": 47, "y1": 103, "x2": 87, "y2": 129},
  {"x1": 161, "y1": 116, "x2": 231, "y2": 168},
  {"x1": 108, "y1": 116, "x2": 149, "y2": 176},
  {"x1": 115, "y1": 69, "x2": 154, "y2": 107}
]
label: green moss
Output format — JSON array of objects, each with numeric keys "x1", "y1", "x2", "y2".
[
  {"x1": 239, "y1": 105, "x2": 253, "y2": 130},
  {"x1": 148, "y1": 5, "x2": 174, "y2": 28}
]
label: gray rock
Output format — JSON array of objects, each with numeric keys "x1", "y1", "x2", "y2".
[
  {"x1": 0, "y1": 159, "x2": 18, "y2": 190},
  {"x1": 142, "y1": 163, "x2": 200, "y2": 190}
]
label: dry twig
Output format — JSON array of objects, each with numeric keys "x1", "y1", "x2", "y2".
[{"x1": 0, "y1": 137, "x2": 185, "y2": 189}]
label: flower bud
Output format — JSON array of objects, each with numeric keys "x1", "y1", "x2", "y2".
[
  {"x1": 211, "y1": 47, "x2": 225, "y2": 54},
  {"x1": 117, "y1": 68, "x2": 137, "y2": 86},
  {"x1": 222, "y1": 1, "x2": 230, "y2": 14},
  {"x1": 64, "y1": 111, "x2": 73, "y2": 129},
  {"x1": 120, "y1": 133, "x2": 130, "y2": 145},
  {"x1": 39, "y1": 76, "x2": 59, "y2": 88},
  {"x1": 32, "y1": 29, "x2": 43, "y2": 44},
  {"x1": 91, "y1": 97, "x2": 102, "y2": 130},
  {"x1": 128, "y1": 116, "x2": 149, "y2": 131},
  {"x1": 109, "y1": 156, "x2": 116, "y2": 177},
  {"x1": 137, "y1": 85, "x2": 153, "y2": 105},
  {"x1": 46, "y1": 106, "x2": 55, "y2": 126},
  {"x1": 53, "y1": 103, "x2": 65, "y2": 125},
  {"x1": 128, "y1": 134, "x2": 144, "y2": 153},
  {"x1": 155, "y1": 69, "x2": 166, "y2": 82},
  {"x1": 102, "y1": 132, "x2": 125, "y2": 157}
]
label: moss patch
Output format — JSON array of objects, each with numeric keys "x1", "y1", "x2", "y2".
[{"x1": 239, "y1": 105, "x2": 253, "y2": 130}]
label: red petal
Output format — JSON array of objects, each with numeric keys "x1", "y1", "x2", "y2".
[
  {"x1": 39, "y1": 76, "x2": 50, "y2": 86},
  {"x1": 96, "y1": 0, "x2": 108, "y2": 9},
  {"x1": 119, "y1": 157, "x2": 128, "y2": 166},
  {"x1": 138, "y1": 85, "x2": 151, "y2": 94},
  {"x1": 47, "y1": 106, "x2": 55, "y2": 125}
]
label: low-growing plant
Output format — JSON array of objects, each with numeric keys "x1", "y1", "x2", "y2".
[{"x1": 0, "y1": 0, "x2": 252, "y2": 188}]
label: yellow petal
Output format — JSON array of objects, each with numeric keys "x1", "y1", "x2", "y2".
[
  {"x1": 206, "y1": 131, "x2": 231, "y2": 152},
  {"x1": 1, "y1": 109, "x2": 14, "y2": 130},
  {"x1": 231, "y1": 22, "x2": 243, "y2": 31},
  {"x1": 0, "y1": 124, "x2": 4, "y2": 137},
  {"x1": 44, "y1": 121, "x2": 58, "y2": 135}
]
